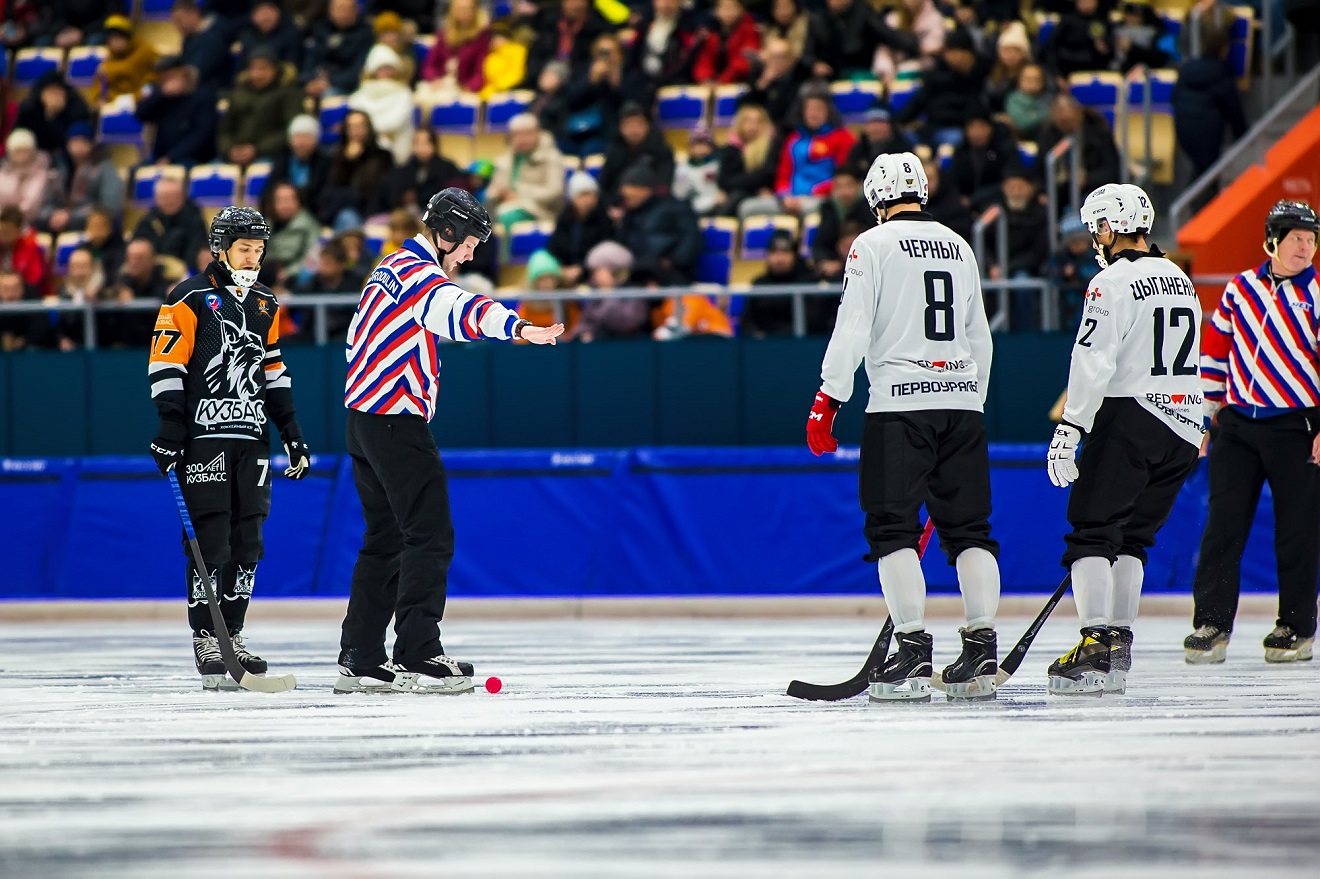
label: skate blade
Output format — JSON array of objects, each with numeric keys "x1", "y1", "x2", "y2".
[
  {"x1": 868, "y1": 678, "x2": 932, "y2": 703},
  {"x1": 1047, "y1": 672, "x2": 1105, "y2": 696},
  {"x1": 1184, "y1": 645, "x2": 1228, "y2": 664},
  {"x1": 943, "y1": 676, "x2": 998, "y2": 701},
  {"x1": 333, "y1": 675, "x2": 398, "y2": 694},
  {"x1": 1264, "y1": 641, "x2": 1314, "y2": 663},
  {"x1": 1103, "y1": 670, "x2": 1127, "y2": 695},
  {"x1": 390, "y1": 672, "x2": 475, "y2": 695},
  {"x1": 201, "y1": 674, "x2": 240, "y2": 691}
]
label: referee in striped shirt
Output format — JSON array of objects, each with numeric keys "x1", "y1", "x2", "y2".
[
  {"x1": 335, "y1": 188, "x2": 563, "y2": 694},
  {"x1": 1185, "y1": 201, "x2": 1320, "y2": 665}
]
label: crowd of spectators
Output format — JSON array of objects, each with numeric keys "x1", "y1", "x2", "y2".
[{"x1": 0, "y1": 0, "x2": 1259, "y2": 348}]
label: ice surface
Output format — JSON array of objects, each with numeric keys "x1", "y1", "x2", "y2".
[{"x1": 2, "y1": 616, "x2": 1319, "y2": 878}]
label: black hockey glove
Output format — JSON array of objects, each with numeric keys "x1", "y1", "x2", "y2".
[
  {"x1": 149, "y1": 420, "x2": 187, "y2": 475},
  {"x1": 281, "y1": 424, "x2": 310, "y2": 480}
]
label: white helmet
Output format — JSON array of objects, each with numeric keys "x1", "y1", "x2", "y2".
[
  {"x1": 1079, "y1": 183, "x2": 1154, "y2": 237},
  {"x1": 864, "y1": 151, "x2": 929, "y2": 214}
]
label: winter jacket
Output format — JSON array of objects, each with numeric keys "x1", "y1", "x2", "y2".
[
  {"x1": 42, "y1": 156, "x2": 123, "y2": 228},
  {"x1": 0, "y1": 152, "x2": 61, "y2": 225},
  {"x1": 894, "y1": 55, "x2": 993, "y2": 131},
  {"x1": 265, "y1": 208, "x2": 322, "y2": 272},
  {"x1": 14, "y1": 71, "x2": 92, "y2": 158},
  {"x1": 41, "y1": 0, "x2": 115, "y2": 34},
  {"x1": 237, "y1": 16, "x2": 306, "y2": 70},
  {"x1": 716, "y1": 141, "x2": 778, "y2": 209},
  {"x1": 270, "y1": 146, "x2": 333, "y2": 215},
  {"x1": 136, "y1": 85, "x2": 219, "y2": 166},
  {"x1": 220, "y1": 66, "x2": 305, "y2": 160},
  {"x1": 847, "y1": 130, "x2": 917, "y2": 170},
  {"x1": 1005, "y1": 89, "x2": 1051, "y2": 139},
  {"x1": 987, "y1": 198, "x2": 1050, "y2": 276},
  {"x1": 745, "y1": 69, "x2": 803, "y2": 130},
  {"x1": 924, "y1": 181, "x2": 974, "y2": 245},
  {"x1": 617, "y1": 194, "x2": 702, "y2": 283},
  {"x1": 489, "y1": 131, "x2": 566, "y2": 224},
  {"x1": 522, "y1": 12, "x2": 612, "y2": 88},
  {"x1": 182, "y1": 17, "x2": 234, "y2": 91},
  {"x1": 102, "y1": 36, "x2": 159, "y2": 99},
  {"x1": 132, "y1": 204, "x2": 209, "y2": 267},
  {"x1": 745, "y1": 261, "x2": 820, "y2": 336},
  {"x1": 672, "y1": 155, "x2": 722, "y2": 215},
  {"x1": 1044, "y1": 11, "x2": 1113, "y2": 78},
  {"x1": 546, "y1": 204, "x2": 615, "y2": 270},
  {"x1": 422, "y1": 27, "x2": 491, "y2": 91},
  {"x1": 598, "y1": 127, "x2": 676, "y2": 199},
  {"x1": 349, "y1": 78, "x2": 416, "y2": 166},
  {"x1": 692, "y1": 13, "x2": 762, "y2": 85},
  {"x1": 625, "y1": 12, "x2": 703, "y2": 90},
  {"x1": 302, "y1": 18, "x2": 375, "y2": 93},
  {"x1": 1037, "y1": 107, "x2": 1122, "y2": 197},
  {"x1": 1172, "y1": 56, "x2": 1248, "y2": 175},
  {"x1": 813, "y1": 195, "x2": 876, "y2": 263},
  {"x1": 385, "y1": 156, "x2": 465, "y2": 212},
  {"x1": 764, "y1": 13, "x2": 810, "y2": 61},
  {"x1": 480, "y1": 39, "x2": 528, "y2": 100},
  {"x1": 576, "y1": 294, "x2": 650, "y2": 340},
  {"x1": 949, "y1": 124, "x2": 1021, "y2": 210},
  {"x1": 0, "y1": 229, "x2": 50, "y2": 296},
  {"x1": 322, "y1": 142, "x2": 394, "y2": 222},
  {"x1": 802, "y1": 1, "x2": 918, "y2": 76},
  {"x1": 654, "y1": 295, "x2": 733, "y2": 337},
  {"x1": 774, "y1": 124, "x2": 856, "y2": 197}
]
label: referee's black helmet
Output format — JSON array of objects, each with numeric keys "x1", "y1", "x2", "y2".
[
  {"x1": 1265, "y1": 200, "x2": 1318, "y2": 251},
  {"x1": 423, "y1": 188, "x2": 493, "y2": 245}
]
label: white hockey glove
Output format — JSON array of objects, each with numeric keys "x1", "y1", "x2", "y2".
[{"x1": 1047, "y1": 424, "x2": 1082, "y2": 488}]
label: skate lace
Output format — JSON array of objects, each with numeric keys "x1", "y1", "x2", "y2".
[
  {"x1": 1191, "y1": 625, "x2": 1221, "y2": 639},
  {"x1": 194, "y1": 632, "x2": 222, "y2": 662},
  {"x1": 231, "y1": 633, "x2": 258, "y2": 659}
]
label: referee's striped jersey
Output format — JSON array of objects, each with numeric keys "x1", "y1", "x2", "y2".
[
  {"x1": 1201, "y1": 262, "x2": 1320, "y2": 417},
  {"x1": 345, "y1": 235, "x2": 519, "y2": 420}
]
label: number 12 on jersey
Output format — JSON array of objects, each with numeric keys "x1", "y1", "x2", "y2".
[{"x1": 1150, "y1": 306, "x2": 1196, "y2": 376}]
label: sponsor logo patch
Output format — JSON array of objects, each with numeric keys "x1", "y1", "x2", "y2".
[
  {"x1": 195, "y1": 398, "x2": 267, "y2": 429},
  {"x1": 891, "y1": 380, "x2": 979, "y2": 397},
  {"x1": 185, "y1": 452, "x2": 228, "y2": 484},
  {"x1": 206, "y1": 293, "x2": 221, "y2": 311}
]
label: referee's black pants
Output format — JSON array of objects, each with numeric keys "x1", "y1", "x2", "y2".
[
  {"x1": 1192, "y1": 406, "x2": 1320, "y2": 639},
  {"x1": 340, "y1": 410, "x2": 455, "y2": 666}
]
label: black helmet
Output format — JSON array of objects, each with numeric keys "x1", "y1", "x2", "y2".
[
  {"x1": 209, "y1": 206, "x2": 271, "y2": 256},
  {"x1": 1265, "y1": 200, "x2": 1318, "y2": 250},
  {"x1": 422, "y1": 187, "x2": 492, "y2": 246}
]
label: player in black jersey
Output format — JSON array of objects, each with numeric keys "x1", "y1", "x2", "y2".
[{"x1": 148, "y1": 207, "x2": 310, "y2": 689}]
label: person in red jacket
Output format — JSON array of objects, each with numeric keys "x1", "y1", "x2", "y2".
[
  {"x1": 693, "y1": 0, "x2": 762, "y2": 85},
  {"x1": 0, "y1": 206, "x2": 49, "y2": 298},
  {"x1": 774, "y1": 88, "x2": 857, "y2": 215}
]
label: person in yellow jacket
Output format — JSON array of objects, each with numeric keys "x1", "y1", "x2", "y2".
[
  {"x1": 478, "y1": 20, "x2": 528, "y2": 100},
  {"x1": 102, "y1": 15, "x2": 161, "y2": 100}
]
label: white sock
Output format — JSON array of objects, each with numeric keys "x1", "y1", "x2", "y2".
[
  {"x1": 955, "y1": 547, "x2": 1000, "y2": 631},
  {"x1": 878, "y1": 548, "x2": 926, "y2": 634},
  {"x1": 1071, "y1": 556, "x2": 1112, "y2": 629},
  {"x1": 1110, "y1": 555, "x2": 1144, "y2": 627}
]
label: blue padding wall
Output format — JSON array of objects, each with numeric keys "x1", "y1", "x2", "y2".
[{"x1": 0, "y1": 447, "x2": 1283, "y2": 600}]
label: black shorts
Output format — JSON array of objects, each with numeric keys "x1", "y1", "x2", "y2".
[
  {"x1": 1062, "y1": 397, "x2": 1199, "y2": 567},
  {"x1": 859, "y1": 409, "x2": 998, "y2": 564}
]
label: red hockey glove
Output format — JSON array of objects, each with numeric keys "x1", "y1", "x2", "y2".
[{"x1": 806, "y1": 391, "x2": 841, "y2": 456}]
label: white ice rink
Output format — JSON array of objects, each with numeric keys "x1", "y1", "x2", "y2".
[{"x1": 2, "y1": 615, "x2": 1319, "y2": 879}]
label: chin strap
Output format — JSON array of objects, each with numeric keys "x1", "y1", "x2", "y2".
[{"x1": 1090, "y1": 234, "x2": 1110, "y2": 269}]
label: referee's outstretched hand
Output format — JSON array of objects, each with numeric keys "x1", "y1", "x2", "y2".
[{"x1": 520, "y1": 323, "x2": 565, "y2": 345}]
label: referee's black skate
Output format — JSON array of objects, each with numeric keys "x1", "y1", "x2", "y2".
[
  {"x1": 334, "y1": 658, "x2": 401, "y2": 694},
  {"x1": 230, "y1": 632, "x2": 267, "y2": 675},
  {"x1": 1047, "y1": 627, "x2": 1110, "y2": 696},
  {"x1": 394, "y1": 654, "x2": 476, "y2": 694},
  {"x1": 1183, "y1": 625, "x2": 1230, "y2": 664},
  {"x1": 868, "y1": 630, "x2": 933, "y2": 702},
  {"x1": 1105, "y1": 626, "x2": 1133, "y2": 694},
  {"x1": 194, "y1": 631, "x2": 237, "y2": 691},
  {"x1": 938, "y1": 627, "x2": 998, "y2": 701},
  {"x1": 1263, "y1": 625, "x2": 1314, "y2": 663}
]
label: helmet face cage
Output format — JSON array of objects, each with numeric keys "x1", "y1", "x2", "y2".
[
  {"x1": 1264, "y1": 200, "x2": 1319, "y2": 256},
  {"x1": 208, "y1": 206, "x2": 270, "y2": 287},
  {"x1": 423, "y1": 188, "x2": 493, "y2": 248},
  {"x1": 864, "y1": 152, "x2": 928, "y2": 216}
]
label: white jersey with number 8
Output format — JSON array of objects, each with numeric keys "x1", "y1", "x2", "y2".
[
  {"x1": 1061, "y1": 249, "x2": 1204, "y2": 447},
  {"x1": 820, "y1": 214, "x2": 992, "y2": 413}
]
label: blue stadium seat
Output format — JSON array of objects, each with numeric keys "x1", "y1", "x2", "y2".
[
  {"x1": 696, "y1": 253, "x2": 731, "y2": 285},
  {"x1": 701, "y1": 218, "x2": 736, "y2": 255},
  {"x1": 54, "y1": 233, "x2": 85, "y2": 276},
  {"x1": 712, "y1": 84, "x2": 748, "y2": 131},
  {"x1": 888, "y1": 79, "x2": 919, "y2": 115},
  {"x1": 1017, "y1": 141, "x2": 1038, "y2": 171},
  {"x1": 413, "y1": 34, "x2": 435, "y2": 70},
  {"x1": 937, "y1": 143, "x2": 954, "y2": 172},
  {"x1": 800, "y1": 213, "x2": 820, "y2": 260},
  {"x1": 363, "y1": 223, "x2": 389, "y2": 256},
  {"x1": 243, "y1": 162, "x2": 273, "y2": 207},
  {"x1": 319, "y1": 96, "x2": 351, "y2": 146},
  {"x1": 485, "y1": 90, "x2": 535, "y2": 134},
  {"x1": 1037, "y1": 14, "x2": 1058, "y2": 51},
  {"x1": 65, "y1": 47, "x2": 107, "y2": 91},
  {"x1": 656, "y1": 86, "x2": 709, "y2": 131},
  {"x1": 561, "y1": 156, "x2": 582, "y2": 186},
  {"x1": 1229, "y1": 6, "x2": 1253, "y2": 80},
  {"x1": 187, "y1": 163, "x2": 241, "y2": 208},
  {"x1": 430, "y1": 93, "x2": 481, "y2": 136},
  {"x1": 740, "y1": 215, "x2": 799, "y2": 261},
  {"x1": 581, "y1": 154, "x2": 605, "y2": 180},
  {"x1": 98, "y1": 98, "x2": 146, "y2": 146},
  {"x1": 507, "y1": 221, "x2": 554, "y2": 265},
  {"x1": 13, "y1": 48, "x2": 63, "y2": 92},
  {"x1": 1069, "y1": 71, "x2": 1122, "y2": 128},
  {"x1": 141, "y1": 0, "x2": 174, "y2": 19},
  {"x1": 830, "y1": 80, "x2": 882, "y2": 125},
  {"x1": 132, "y1": 166, "x2": 186, "y2": 209}
]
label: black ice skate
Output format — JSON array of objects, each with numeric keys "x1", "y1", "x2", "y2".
[
  {"x1": 334, "y1": 658, "x2": 402, "y2": 694},
  {"x1": 868, "y1": 631, "x2": 933, "y2": 702},
  {"x1": 1106, "y1": 626, "x2": 1133, "y2": 694},
  {"x1": 393, "y1": 654, "x2": 476, "y2": 694},
  {"x1": 1047, "y1": 627, "x2": 1111, "y2": 696},
  {"x1": 1263, "y1": 625, "x2": 1314, "y2": 663},
  {"x1": 230, "y1": 632, "x2": 267, "y2": 675},
  {"x1": 1183, "y1": 625, "x2": 1230, "y2": 664},
  {"x1": 938, "y1": 627, "x2": 998, "y2": 701},
  {"x1": 194, "y1": 631, "x2": 237, "y2": 691}
]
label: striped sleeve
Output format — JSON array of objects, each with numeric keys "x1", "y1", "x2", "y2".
[
  {"x1": 412, "y1": 273, "x2": 520, "y2": 342},
  {"x1": 148, "y1": 299, "x2": 197, "y2": 424},
  {"x1": 1200, "y1": 279, "x2": 1235, "y2": 408}
]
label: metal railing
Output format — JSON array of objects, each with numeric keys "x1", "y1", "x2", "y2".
[
  {"x1": 1170, "y1": 62, "x2": 1320, "y2": 231},
  {"x1": 0, "y1": 277, "x2": 1065, "y2": 350},
  {"x1": 1044, "y1": 136, "x2": 1082, "y2": 258},
  {"x1": 1115, "y1": 67, "x2": 1155, "y2": 188}
]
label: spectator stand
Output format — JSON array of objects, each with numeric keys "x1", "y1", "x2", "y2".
[{"x1": 1119, "y1": 68, "x2": 1177, "y2": 186}]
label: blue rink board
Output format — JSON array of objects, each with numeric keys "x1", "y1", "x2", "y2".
[{"x1": 0, "y1": 446, "x2": 1283, "y2": 600}]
